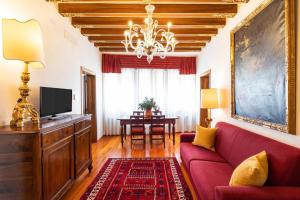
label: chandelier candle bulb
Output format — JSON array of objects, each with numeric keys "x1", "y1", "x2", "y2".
[{"x1": 168, "y1": 22, "x2": 172, "y2": 32}]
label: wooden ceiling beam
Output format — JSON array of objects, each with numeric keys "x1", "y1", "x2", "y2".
[
  {"x1": 76, "y1": 24, "x2": 223, "y2": 28},
  {"x1": 72, "y1": 17, "x2": 226, "y2": 28},
  {"x1": 55, "y1": 0, "x2": 248, "y2": 4},
  {"x1": 81, "y1": 28, "x2": 218, "y2": 36},
  {"x1": 63, "y1": 13, "x2": 235, "y2": 18},
  {"x1": 92, "y1": 40, "x2": 209, "y2": 44},
  {"x1": 94, "y1": 42, "x2": 206, "y2": 47},
  {"x1": 59, "y1": 3, "x2": 237, "y2": 15},
  {"x1": 106, "y1": 46, "x2": 202, "y2": 49},
  {"x1": 99, "y1": 48, "x2": 202, "y2": 52},
  {"x1": 88, "y1": 35, "x2": 212, "y2": 42},
  {"x1": 99, "y1": 46, "x2": 203, "y2": 49}
]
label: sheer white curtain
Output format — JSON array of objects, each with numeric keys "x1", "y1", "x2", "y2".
[{"x1": 103, "y1": 68, "x2": 197, "y2": 135}]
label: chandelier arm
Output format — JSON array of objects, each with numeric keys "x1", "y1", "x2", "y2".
[
  {"x1": 129, "y1": 37, "x2": 139, "y2": 50},
  {"x1": 132, "y1": 24, "x2": 143, "y2": 31},
  {"x1": 153, "y1": 27, "x2": 164, "y2": 42},
  {"x1": 154, "y1": 40, "x2": 171, "y2": 52},
  {"x1": 127, "y1": 23, "x2": 145, "y2": 51},
  {"x1": 154, "y1": 42, "x2": 167, "y2": 57},
  {"x1": 156, "y1": 29, "x2": 167, "y2": 39},
  {"x1": 129, "y1": 29, "x2": 141, "y2": 50},
  {"x1": 156, "y1": 43, "x2": 167, "y2": 59},
  {"x1": 156, "y1": 29, "x2": 176, "y2": 44},
  {"x1": 156, "y1": 29, "x2": 167, "y2": 34},
  {"x1": 154, "y1": 42, "x2": 163, "y2": 51},
  {"x1": 121, "y1": 40, "x2": 129, "y2": 52}
]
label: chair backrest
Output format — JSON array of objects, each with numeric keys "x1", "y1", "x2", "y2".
[
  {"x1": 151, "y1": 115, "x2": 165, "y2": 127},
  {"x1": 153, "y1": 110, "x2": 162, "y2": 115},
  {"x1": 133, "y1": 111, "x2": 144, "y2": 116},
  {"x1": 130, "y1": 115, "x2": 145, "y2": 128}
]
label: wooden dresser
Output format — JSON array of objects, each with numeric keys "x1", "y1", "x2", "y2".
[{"x1": 0, "y1": 114, "x2": 93, "y2": 200}]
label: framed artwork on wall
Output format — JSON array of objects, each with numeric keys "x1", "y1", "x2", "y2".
[{"x1": 231, "y1": 0, "x2": 296, "y2": 134}]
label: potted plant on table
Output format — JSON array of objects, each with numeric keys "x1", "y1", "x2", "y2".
[{"x1": 138, "y1": 97, "x2": 158, "y2": 118}]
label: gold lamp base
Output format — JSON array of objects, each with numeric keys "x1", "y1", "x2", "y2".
[
  {"x1": 205, "y1": 108, "x2": 213, "y2": 128},
  {"x1": 10, "y1": 62, "x2": 39, "y2": 128},
  {"x1": 205, "y1": 118, "x2": 213, "y2": 128}
]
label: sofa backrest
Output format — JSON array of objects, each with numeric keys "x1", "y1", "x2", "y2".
[{"x1": 215, "y1": 122, "x2": 300, "y2": 186}]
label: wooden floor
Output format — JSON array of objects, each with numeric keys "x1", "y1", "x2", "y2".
[{"x1": 63, "y1": 134, "x2": 197, "y2": 200}]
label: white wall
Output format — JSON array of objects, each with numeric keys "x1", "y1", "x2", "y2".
[
  {"x1": 197, "y1": 0, "x2": 300, "y2": 148},
  {"x1": 0, "y1": 0, "x2": 103, "y2": 139}
]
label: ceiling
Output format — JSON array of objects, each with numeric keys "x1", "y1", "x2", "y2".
[{"x1": 50, "y1": 0, "x2": 249, "y2": 53}]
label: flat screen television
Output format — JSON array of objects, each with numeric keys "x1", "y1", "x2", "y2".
[{"x1": 40, "y1": 87, "x2": 72, "y2": 118}]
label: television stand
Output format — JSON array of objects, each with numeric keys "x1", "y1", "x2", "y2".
[
  {"x1": 0, "y1": 114, "x2": 92, "y2": 199},
  {"x1": 48, "y1": 114, "x2": 68, "y2": 121}
]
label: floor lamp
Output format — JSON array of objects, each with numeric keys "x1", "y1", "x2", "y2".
[
  {"x1": 2, "y1": 19, "x2": 45, "y2": 128},
  {"x1": 200, "y1": 88, "x2": 219, "y2": 128}
]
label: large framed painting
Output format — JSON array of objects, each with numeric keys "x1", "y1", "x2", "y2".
[{"x1": 231, "y1": 0, "x2": 296, "y2": 134}]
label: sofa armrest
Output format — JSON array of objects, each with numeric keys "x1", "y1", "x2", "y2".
[
  {"x1": 215, "y1": 186, "x2": 300, "y2": 200},
  {"x1": 180, "y1": 133, "x2": 195, "y2": 143}
]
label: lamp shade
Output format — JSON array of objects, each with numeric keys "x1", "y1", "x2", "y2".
[
  {"x1": 201, "y1": 88, "x2": 219, "y2": 109},
  {"x1": 2, "y1": 19, "x2": 45, "y2": 68}
]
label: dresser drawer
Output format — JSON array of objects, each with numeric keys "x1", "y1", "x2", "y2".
[
  {"x1": 42, "y1": 125, "x2": 74, "y2": 149},
  {"x1": 75, "y1": 120, "x2": 91, "y2": 132}
]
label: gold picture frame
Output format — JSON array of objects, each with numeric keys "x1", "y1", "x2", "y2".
[{"x1": 231, "y1": 0, "x2": 296, "y2": 134}]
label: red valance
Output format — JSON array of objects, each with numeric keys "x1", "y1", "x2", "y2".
[{"x1": 102, "y1": 54, "x2": 196, "y2": 74}]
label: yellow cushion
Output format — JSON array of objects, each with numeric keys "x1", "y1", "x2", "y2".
[
  {"x1": 229, "y1": 151, "x2": 268, "y2": 187},
  {"x1": 192, "y1": 125, "x2": 217, "y2": 151}
]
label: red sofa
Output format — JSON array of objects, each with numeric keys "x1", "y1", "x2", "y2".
[{"x1": 180, "y1": 122, "x2": 300, "y2": 200}]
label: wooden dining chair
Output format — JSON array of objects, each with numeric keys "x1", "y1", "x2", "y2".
[
  {"x1": 133, "y1": 111, "x2": 144, "y2": 116},
  {"x1": 150, "y1": 115, "x2": 166, "y2": 148},
  {"x1": 130, "y1": 115, "x2": 146, "y2": 147},
  {"x1": 152, "y1": 110, "x2": 162, "y2": 115}
]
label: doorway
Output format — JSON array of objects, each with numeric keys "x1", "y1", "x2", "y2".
[
  {"x1": 200, "y1": 70, "x2": 211, "y2": 127},
  {"x1": 81, "y1": 67, "x2": 98, "y2": 143}
]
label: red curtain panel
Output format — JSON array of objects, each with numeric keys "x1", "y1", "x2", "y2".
[{"x1": 102, "y1": 54, "x2": 196, "y2": 74}]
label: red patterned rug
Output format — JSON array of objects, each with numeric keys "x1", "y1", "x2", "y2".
[{"x1": 81, "y1": 158, "x2": 192, "y2": 200}]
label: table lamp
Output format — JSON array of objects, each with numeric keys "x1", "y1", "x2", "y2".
[
  {"x1": 2, "y1": 19, "x2": 45, "y2": 128},
  {"x1": 200, "y1": 88, "x2": 219, "y2": 127}
]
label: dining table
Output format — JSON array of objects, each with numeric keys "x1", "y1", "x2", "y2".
[{"x1": 117, "y1": 116, "x2": 179, "y2": 146}]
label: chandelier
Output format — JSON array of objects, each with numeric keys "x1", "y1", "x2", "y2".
[{"x1": 122, "y1": 1, "x2": 178, "y2": 64}]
